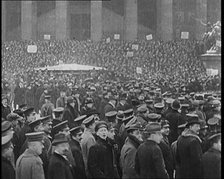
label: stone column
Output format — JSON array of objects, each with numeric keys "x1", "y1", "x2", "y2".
[
  {"x1": 195, "y1": 0, "x2": 207, "y2": 40},
  {"x1": 21, "y1": 1, "x2": 37, "y2": 40},
  {"x1": 56, "y1": 1, "x2": 69, "y2": 40},
  {"x1": 124, "y1": 0, "x2": 137, "y2": 41},
  {"x1": 2, "y1": 1, "x2": 6, "y2": 42},
  {"x1": 157, "y1": 0, "x2": 173, "y2": 41},
  {"x1": 91, "y1": 0, "x2": 102, "y2": 41}
]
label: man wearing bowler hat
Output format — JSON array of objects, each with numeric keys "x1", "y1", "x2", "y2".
[
  {"x1": 176, "y1": 114, "x2": 203, "y2": 178},
  {"x1": 166, "y1": 100, "x2": 182, "y2": 144},
  {"x1": 69, "y1": 126, "x2": 86, "y2": 179},
  {"x1": 48, "y1": 133, "x2": 75, "y2": 179},
  {"x1": 16, "y1": 132, "x2": 45, "y2": 179},
  {"x1": 135, "y1": 122, "x2": 169, "y2": 179}
]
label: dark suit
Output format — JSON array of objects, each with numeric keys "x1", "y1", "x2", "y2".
[
  {"x1": 69, "y1": 138, "x2": 86, "y2": 179},
  {"x1": 176, "y1": 129, "x2": 203, "y2": 178},
  {"x1": 1, "y1": 157, "x2": 15, "y2": 179},
  {"x1": 62, "y1": 104, "x2": 79, "y2": 128},
  {"x1": 202, "y1": 148, "x2": 221, "y2": 179},
  {"x1": 135, "y1": 140, "x2": 169, "y2": 179},
  {"x1": 48, "y1": 152, "x2": 75, "y2": 179}
]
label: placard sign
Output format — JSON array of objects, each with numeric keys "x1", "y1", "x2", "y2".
[
  {"x1": 181, "y1": 32, "x2": 189, "y2": 39},
  {"x1": 44, "y1": 34, "x2": 51, "y2": 40},
  {"x1": 114, "y1": 34, "x2": 120, "y2": 40},
  {"x1": 146, "y1": 34, "x2": 153, "y2": 40},
  {"x1": 216, "y1": 40, "x2": 221, "y2": 47},
  {"x1": 27, "y1": 45, "x2": 37, "y2": 53},
  {"x1": 132, "y1": 44, "x2": 139, "y2": 50}
]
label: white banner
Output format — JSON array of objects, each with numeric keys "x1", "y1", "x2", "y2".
[
  {"x1": 27, "y1": 45, "x2": 37, "y2": 53},
  {"x1": 181, "y1": 32, "x2": 189, "y2": 39}
]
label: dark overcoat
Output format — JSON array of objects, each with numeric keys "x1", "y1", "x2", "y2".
[
  {"x1": 120, "y1": 134, "x2": 141, "y2": 179},
  {"x1": 69, "y1": 138, "x2": 87, "y2": 179},
  {"x1": 202, "y1": 147, "x2": 221, "y2": 179},
  {"x1": 166, "y1": 109, "x2": 183, "y2": 144},
  {"x1": 63, "y1": 104, "x2": 79, "y2": 128},
  {"x1": 176, "y1": 129, "x2": 203, "y2": 178},
  {"x1": 159, "y1": 136, "x2": 174, "y2": 179},
  {"x1": 87, "y1": 136, "x2": 120, "y2": 179},
  {"x1": 1, "y1": 157, "x2": 15, "y2": 179},
  {"x1": 48, "y1": 152, "x2": 75, "y2": 179},
  {"x1": 135, "y1": 140, "x2": 169, "y2": 179}
]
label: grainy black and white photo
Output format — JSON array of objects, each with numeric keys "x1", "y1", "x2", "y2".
[{"x1": 1, "y1": 0, "x2": 221, "y2": 179}]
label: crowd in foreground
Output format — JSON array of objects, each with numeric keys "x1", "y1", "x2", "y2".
[{"x1": 2, "y1": 77, "x2": 221, "y2": 179}]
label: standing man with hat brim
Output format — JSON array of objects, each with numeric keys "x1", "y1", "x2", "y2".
[
  {"x1": 48, "y1": 133, "x2": 75, "y2": 179},
  {"x1": 159, "y1": 120, "x2": 174, "y2": 179},
  {"x1": 16, "y1": 132, "x2": 45, "y2": 179},
  {"x1": 80, "y1": 115, "x2": 96, "y2": 178},
  {"x1": 69, "y1": 126, "x2": 86, "y2": 179},
  {"x1": 104, "y1": 95, "x2": 117, "y2": 114},
  {"x1": 120, "y1": 122, "x2": 142, "y2": 179},
  {"x1": 40, "y1": 95, "x2": 54, "y2": 118},
  {"x1": 202, "y1": 133, "x2": 221, "y2": 179},
  {"x1": 6, "y1": 113, "x2": 24, "y2": 160},
  {"x1": 176, "y1": 114, "x2": 203, "y2": 178},
  {"x1": 135, "y1": 122, "x2": 169, "y2": 179},
  {"x1": 166, "y1": 100, "x2": 182, "y2": 144},
  {"x1": 62, "y1": 96, "x2": 79, "y2": 128},
  {"x1": 87, "y1": 121, "x2": 120, "y2": 179},
  {"x1": 2, "y1": 94, "x2": 11, "y2": 120},
  {"x1": 2, "y1": 131, "x2": 15, "y2": 179},
  {"x1": 17, "y1": 107, "x2": 36, "y2": 154}
]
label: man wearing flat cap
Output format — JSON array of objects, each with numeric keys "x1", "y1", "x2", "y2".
[
  {"x1": 176, "y1": 114, "x2": 203, "y2": 178},
  {"x1": 120, "y1": 122, "x2": 142, "y2": 179},
  {"x1": 48, "y1": 133, "x2": 75, "y2": 179},
  {"x1": 2, "y1": 94, "x2": 11, "y2": 120},
  {"x1": 202, "y1": 133, "x2": 221, "y2": 179},
  {"x1": 40, "y1": 95, "x2": 54, "y2": 118},
  {"x1": 135, "y1": 122, "x2": 169, "y2": 179},
  {"x1": 104, "y1": 95, "x2": 117, "y2": 114},
  {"x1": 69, "y1": 126, "x2": 86, "y2": 179},
  {"x1": 2, "y1": 131, "x2": 15, "y2": 179},
  {"x1": 16, "y1": 132, "x2": 45, "y2": 179},
  {"x1": 136, "y1": 105, "x2": 149, "y2": 127}
]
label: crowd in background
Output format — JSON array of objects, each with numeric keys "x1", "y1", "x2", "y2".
[{"x1": 1, "y1": 39, "x2": 221, "y2": 109}]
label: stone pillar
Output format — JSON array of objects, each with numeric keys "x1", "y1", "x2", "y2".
[
  {"x1": 91, "y1": 0, "x2": 102, "y2": 41},
  {"x1": 21, "y1": 1, "x2": 37, "y2": 40},
  {"x1": 56, "y1": 1, "x2": 69, "y2": 40},
  {"x1": 124, "y1": 0, "x2": 137, "y2": 41},
  {"x1": 2, "y1": 1, "x2": 6, "y2": 42},
  {"x1": 157, "y1": 0, "x2": 173, "y2": 41},
  {"x1": 195, "y1": 0, "x2": 207, "y2": 40}
]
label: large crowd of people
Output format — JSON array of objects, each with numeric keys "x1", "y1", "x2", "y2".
[{"x1": 2, "y1": 37, "x2": 221, "y2": 179}]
